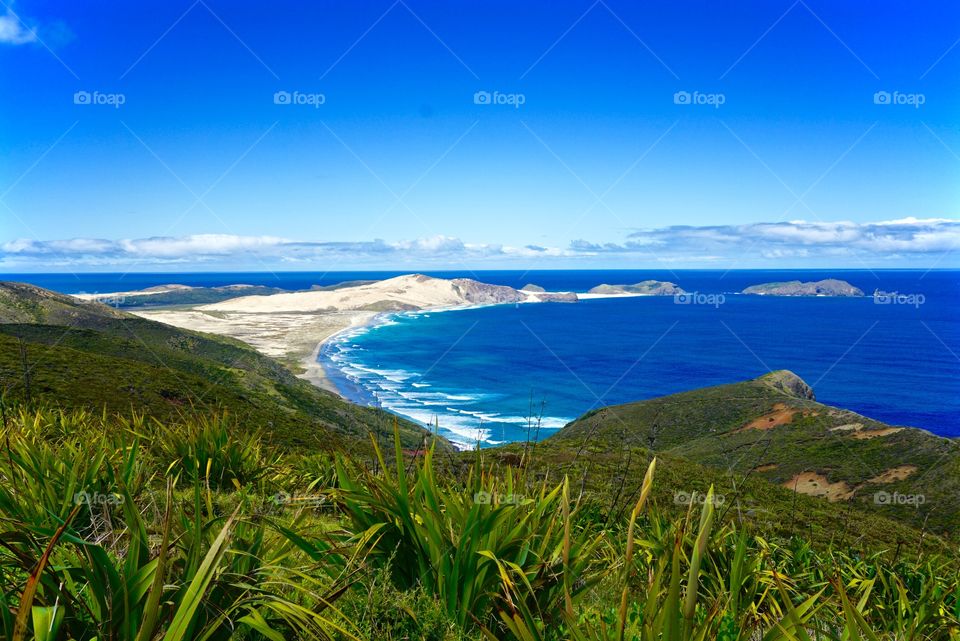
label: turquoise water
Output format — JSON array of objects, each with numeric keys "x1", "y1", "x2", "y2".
[
  {"x1": 317, "y1": 270, "x2": 960, "y2": 448},
  {"x1": 12, "y1": 269, "x2": 958, "y2": 449}
]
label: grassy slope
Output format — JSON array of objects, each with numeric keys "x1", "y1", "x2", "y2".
[
  {"x1": 2, "y1": 281, "x2": 955, "y2": 554},
  {"x1": 479, "y1": 445, "x2": 954, "y2": 558},
  {"x1": 0, "y1": 281, "x2": 443, "y2": 453},
  {"x1": 546, "y1": 370, "x2": 959, "y2": 538}
]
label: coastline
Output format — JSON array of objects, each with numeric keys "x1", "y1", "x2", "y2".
[
  {"x1": 125, "y1": 287, "x2": 667, "y2": 406},
  {"x1": 66, "y1": 270, "x2": 958, "y2": 444},
  {"x1": 299, "y1": 311, "x2": 379, "y2": 399}
]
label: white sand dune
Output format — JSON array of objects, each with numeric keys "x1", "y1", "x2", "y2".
[{"x1": 201, "y1": 274, "x2": 567, "y2": 313}]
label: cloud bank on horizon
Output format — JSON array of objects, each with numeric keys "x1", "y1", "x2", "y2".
[{"x1": 3, "y1": 218, "x2": 956, "y2": 271}]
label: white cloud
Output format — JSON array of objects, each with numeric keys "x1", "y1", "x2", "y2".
[
  {"x1": 1, "y1": 218, "x2": 957, "y2": 269},
  {"x1": 613, "y1": 218, "x2": 960, "y2": 257},
  {"x1": 0, "y1": 233, "x2": 570, "y2": 266},
  {"x1": 0, "y1": 8, "x2": 37, "y2": 45},
  {"x1": 118, "y1": 234, "x2": 289, "y2": 257}
]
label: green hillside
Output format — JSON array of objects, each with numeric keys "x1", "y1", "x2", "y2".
[
  {"x1": 0, "y1": 281, "x2": 442, "y2": 453},
  {"x1": 550, "y1": 370, "x2": 960, "y2": 537},
  {"x1": 2, "y1": 283, "x2": 960, "y2": 639}
]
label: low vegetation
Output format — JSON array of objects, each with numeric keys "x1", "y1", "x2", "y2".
[
  {"x1": 555, "y1": 370, "x2": 960, "y2": 537},
  {"x1": 2, "y1": 281, "x2": 958, "y2": 638},
  {"x1": 2, "y1": 406, "x2": 958, "y2": 640},
  {"x1": 0, "y1": 280, "x2": 440, "y2": 452}
]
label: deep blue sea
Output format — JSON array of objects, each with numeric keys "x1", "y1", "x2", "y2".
[{"x1": 10, "y1": 270, "x2": 959, "y2": 447}]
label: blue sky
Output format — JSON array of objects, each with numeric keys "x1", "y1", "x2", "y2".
[{"x1": 1, "y1": 0, "x2": 958, "y2": 271}]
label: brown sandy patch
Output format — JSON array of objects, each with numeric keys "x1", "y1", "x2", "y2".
[
  {"x1": 735, "y1": 403, "x2": 815, "y2": 433},
  {"x1": 783, "y1": 472, "x2": 854, "y2": 502},
  {"x1": 829, "y1": 423, "x2": 863, "y2": 432},
  {"x1": 852, "y1": 427, "x2": 903, "y2": 440},
  {"x1": 828, "y1": 423, "x2": 903, "y2": 440},
  {"x1": 868, "y1": 465, "x2": 917, "y2": 483},
  {"x1": 752, "y1": 463, "x2": 778, "y2": 472}
]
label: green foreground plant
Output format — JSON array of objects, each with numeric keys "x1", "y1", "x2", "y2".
[{"x1": 1, "y1": 406, "x2": 958, "y2": 640}]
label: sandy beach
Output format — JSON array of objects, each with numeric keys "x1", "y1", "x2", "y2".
[
  {"x1": 296, "y1": 311, "x2": 378, "y2": 396},
  {"x1": 133, "y1": 307, "x2": 377, "y2": 397}
]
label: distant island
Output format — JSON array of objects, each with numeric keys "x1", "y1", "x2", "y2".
[
  {"x1": 584, "y1": 280, "x2": 684, "y2": 297},
  {"x1": 741, "y1": 279, "x2": 864, "y2": 297}
]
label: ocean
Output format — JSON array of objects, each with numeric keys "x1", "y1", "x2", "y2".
[{"x1": 10, "y1": 270, "x2": 959, "y2": 447}]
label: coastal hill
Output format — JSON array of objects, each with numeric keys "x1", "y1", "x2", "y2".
[
  {"x1": 202, "y1": 274, "x2": 577, "y2": 312},
  {"x1": 551, "y1": 370, "x2": 959, "y2": 536},
  {"x1": 0, "y1": 281, "x2": 128, "y2": 324},
  {"x1": 0, "y1": 281, "x2": 441, "y2": 453},
  {"x1": 742, "y1": 279, "x2": 864, "y2": 296}
]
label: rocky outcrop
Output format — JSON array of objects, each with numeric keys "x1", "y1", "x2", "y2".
[
  {"x1": 451, "y1": 279, "x2": 579, "y2": 305},
  {"x1": 587, "y1": 280, "x2": 685, "y2": 296},
  {"x1": 757, "y1": 370, "x2": 816, "y2": 401},
  {"x1": 450, "y1": 279, "x2": 527, "y2": 305},
  {"x1": 533, "y1": 291, "x2": 579, "y2": 303},
  {"x1": 742, "y1": 279, "x2": 863, "y2": 297},
  {"x1": 521, "y1": 284, "x2": 546, "y2": 292}
]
